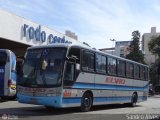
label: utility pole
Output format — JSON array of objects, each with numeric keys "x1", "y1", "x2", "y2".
[{"x1": 110, "y1": 39, "x2": 116, "y2": 55}]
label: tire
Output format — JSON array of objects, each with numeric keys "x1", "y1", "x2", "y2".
[
  {"x1": 81, "y1": 92, "x2": 93, "y2": 112},
  {"x1": 45, "y1": 106, "x2": 55, "y2": 110},
  {"x1": 130, "y1": 93, "x2": 137, "y2": 107},
  {"x1": 1, "y1": 96, "x2": 15, "y2": 101}
]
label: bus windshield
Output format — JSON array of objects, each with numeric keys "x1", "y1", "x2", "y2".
[
  {"x1": 0, "y1": 52, "x2": 7, "y2": 66},
  {"x1": 19, "y1": 48, "x2": 66, "y2": 87}
]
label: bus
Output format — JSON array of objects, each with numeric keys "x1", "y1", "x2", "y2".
[
  {"x1": 0, "y1": 49, "x2": 17, "y2": 99},
  {"x1": 17, "y1": 43, "x2": 149, "y2": 112}
]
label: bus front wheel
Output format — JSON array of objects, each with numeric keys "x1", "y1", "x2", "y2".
[{"x1": 81, "y1": 92, "x2": 93, "y2": 112}]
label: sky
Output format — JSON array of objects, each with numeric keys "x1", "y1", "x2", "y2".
[{"x1": 0, "y1": 0, "x2": 160, "y2": 49}]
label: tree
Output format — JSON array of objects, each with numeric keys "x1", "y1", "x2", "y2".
[
  {"x1": 149, "y1": 58, "x2": 160, "y2": 86},
  {"x1": 148, "y1": 35, "x2": 160, "y2": 58},
  {"x1": 126, "y1": 30, "x2": 145, "y2": 64},
  {"x1": 148, "y1": 35, "x2": 160, "y2": 86}
]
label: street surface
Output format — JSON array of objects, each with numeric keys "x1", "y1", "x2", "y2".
[{"x1": 0, "y1": 96, "x2": 160, "y2": 120}]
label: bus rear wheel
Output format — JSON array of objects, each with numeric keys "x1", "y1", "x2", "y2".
[
  {"x1": 128, "y1": 93, "x2": 137, "y2": 107},
  {"x1": 81, "y1": 92, "x2": 93, "y2": 112}
]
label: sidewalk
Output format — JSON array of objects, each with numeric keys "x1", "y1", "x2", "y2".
[{"x1": 150, "y1": 95, "x2": 160, "y2": 98}]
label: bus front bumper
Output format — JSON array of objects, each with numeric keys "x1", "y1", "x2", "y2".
[{"x1": 17, "y1": 94, "x2": 62, "y2": 108}]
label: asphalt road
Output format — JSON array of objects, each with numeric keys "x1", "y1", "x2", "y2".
[{"x1": 0, "y1": 96, "x2": 160, "y2": 120}]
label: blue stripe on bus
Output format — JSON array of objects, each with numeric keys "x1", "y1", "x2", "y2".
[
  {"x1": 62, "y1": 96, "x2": 146, "y2": 104},
  {"x1": 62, "y1": 97, "x2": 81, "y2": 104},
  {"x1": 17, "y1": 94, "x2": 147, "y2": 106},
  {"x1": 94, "y1": 96, "x2": 131, "y2": 102},
  {"x1": 73, "y1": 83, "x2": 95, "y2": 89},
  {"x1": 73, "y1": 82, "x2": 149, "y2": 91}
]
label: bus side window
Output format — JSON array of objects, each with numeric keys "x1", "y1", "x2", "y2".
[
  {"x1": 67, "y1": 47, "x2": 81, "y2": 79},
  {"x1": 140, "y1": 66, "x2": 145, "y2": 80},
  {"x1": 68, "y1": 48, "x2": 80, "y2": 64},
  {"x1": 145, "y1": 67, "x2": 148, "y2": 81},
  {"x1": 82, "y1": 50, "x2": 94, "y2": 72},
  {"x1": 96, "y1": 54, "x2": 106, "y2": 74},
  {"x1": 64, "y1": 62, "x2": 75, "y2": 86},
  {"x1": 134, "y1": 64, "x2": 140, "y2": 79},
  {"x1": 107, "y1": 57, "x2": 117, "y2": 75},
  {"x1": 117, "y1": 60, "x2": 126, "y2": 77},
  {"x1": 126, "y1": 62, "x2": 134, "y2": 78}
]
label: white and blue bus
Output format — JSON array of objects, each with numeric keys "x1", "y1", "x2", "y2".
[
  {"x1": 17, "y1": 43, "x2": 149, "y2": 111},
  {"x1": 0, "y1": 49, "x2": 17, "y2": 99}
]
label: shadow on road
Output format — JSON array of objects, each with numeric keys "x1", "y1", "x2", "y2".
[
  {"x1": 92, "y1": 104, "x2": 141, "y2": 111},
  {"x1": 0, "y1": 103, "x2": 142, "y2": 119}
]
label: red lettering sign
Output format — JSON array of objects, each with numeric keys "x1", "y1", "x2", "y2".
[{"x1": 106, "y1": 77, "x2": 125, "y2": 85}]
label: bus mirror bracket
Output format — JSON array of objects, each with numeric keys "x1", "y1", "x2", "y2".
[{"x1": 66, "y1": 55, "x2": 78, "y2": 63}]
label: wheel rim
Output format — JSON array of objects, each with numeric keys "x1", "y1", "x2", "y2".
[{"x1": 84, "y1": 97, "x2": 90, "y2": 107}]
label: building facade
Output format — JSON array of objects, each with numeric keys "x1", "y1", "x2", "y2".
[
  {"x1": 142, "y1": 27, "x2": 160, "y2": 65},
  {"x1": 65, "y1": 30, "x2": 78, "y2": 40},
  {"x1": 100, "y1": 41, "x2": 131, "y2": 58},
  {"x1": 114, "y1": 41, "x2": 131, "y2": 58},
  {"x1": 99, "y1": 47, "x2": 115, "y2": 55},
  {"x1": 0, "y1": 9, "x2": 78, "y2": 57}
]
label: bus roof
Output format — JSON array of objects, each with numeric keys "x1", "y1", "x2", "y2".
[{"x1": 27, "y1": 43, "x2": 148, "y2": 67}]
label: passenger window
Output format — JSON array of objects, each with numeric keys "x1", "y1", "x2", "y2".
[
  {"x1": 126, "y1": 63, "x2": 134, "y2": 78},
  {"x1": 96, "y1": 54, "x2": 106, "y2": 73},
  {"x1": 82, "y1": 50, "x2": 94, "y2": 72},
  {"x1": 134, "y1": 64, "x2": 140, "y2": 79},
  {"x1": 107, "y1": 57, "x2": 117, "y2": 75},
  {"x1": 64, "y1": 62, "x2": 75, "y2": 86},
  {"x1": 145, "y1": 68, "x2": 148, "y2": 81},
  {"x1": 117, "y1": 60, "x2": 125, "y2": 77},
  {"x1": 68, "y1": 48, "x2": 80, "y2": 64},
  {"x1": 140, "y1": 66, "x2": 145, "y2": 80}
]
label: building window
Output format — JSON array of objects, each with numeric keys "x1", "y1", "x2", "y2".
[
  {"x1": 107, "y1": 57, "x2": 117, "y2": 75},
  {"x1": 82, "y1": 50, "x2": 94, "y2": 72},
  {"x1": 117, "y1": 60, "x2": 125, "y2": 77}
]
